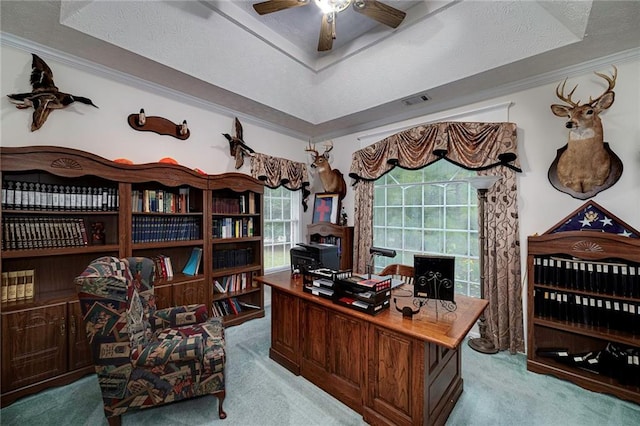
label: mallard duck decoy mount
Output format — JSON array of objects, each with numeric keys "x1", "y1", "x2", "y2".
[{"x1": 7, "y1": 53, "x2": 98, "y2": 131}]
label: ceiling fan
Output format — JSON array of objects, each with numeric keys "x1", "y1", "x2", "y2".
[{"x1": 252, "y1": 0, "x2": 407, "y2": 52}]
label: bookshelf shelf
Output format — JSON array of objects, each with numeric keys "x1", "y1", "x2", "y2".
[
  {"x1": 1, "y1": 146, "x2": 265, "y2": 407},
  {"x1": 527, "y1": 204, "x2": 640, "y2": 404}
]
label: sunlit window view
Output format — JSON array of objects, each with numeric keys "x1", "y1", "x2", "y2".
[
  {"x1": 373, "y1": 161, "x2": 481, "y2": 298},
  {"x1": 263, "y1": 187, "x2": 300, "y2": 271}
]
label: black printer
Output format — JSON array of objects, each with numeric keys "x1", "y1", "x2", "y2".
[{"x1": 290, "y1": 243, "x2": 340, "y2": 272}]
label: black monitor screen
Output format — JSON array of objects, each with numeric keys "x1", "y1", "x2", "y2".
[{"x1": 414, "y1": 255, "x2": 455, "y2": 302}]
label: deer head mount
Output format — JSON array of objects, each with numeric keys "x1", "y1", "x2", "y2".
[
  {"x1": 305, "y1": 140, "x2": 347, "y2": 200},
  {"x1": 548, "y1": 66, "x2": 623, "y2": 199}
]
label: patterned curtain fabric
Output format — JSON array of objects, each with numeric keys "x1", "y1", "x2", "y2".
[
  {"x1": 251, "y1": 153, "x2": 311, "y2": 210},
  {"x1": 350, "y1": 121, "x2": 524, "y2": 353}
]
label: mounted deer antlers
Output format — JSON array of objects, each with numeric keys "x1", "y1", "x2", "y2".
[
  {"x1": 305, "y1": 140, "x2": 347, "y2": 200},
  {"x1": 549, "y1": 66, "x2": 622, "y2": 197}
]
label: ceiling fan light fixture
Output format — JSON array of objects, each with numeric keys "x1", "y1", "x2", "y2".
[{"x1": 314, "y1": 0, "x2": 351, "y2": 15}]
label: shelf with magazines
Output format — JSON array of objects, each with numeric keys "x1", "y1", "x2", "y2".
[
  {"x1": 527, "y1": 201, "x2": 640, "y2": 404},
  {"x1": 209, "y1": 173, "x2": 264, "y2": 327}
]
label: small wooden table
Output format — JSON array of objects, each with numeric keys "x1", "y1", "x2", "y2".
[{"x1": 255, "y1": 271, "x2": 487, "y2": 426}]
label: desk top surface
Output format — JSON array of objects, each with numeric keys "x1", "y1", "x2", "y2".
[{"x1": 256, "y1": 270, "x2": 488, "y2": 350}]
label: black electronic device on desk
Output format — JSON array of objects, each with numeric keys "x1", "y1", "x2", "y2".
[
  {"x1": 290, "y1": 243, "x2": 339, "y2": 272},
  {"x1": 334, "y1": 272, "x2": 392, "y2": 315}
]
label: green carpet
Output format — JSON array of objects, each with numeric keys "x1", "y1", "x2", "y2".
[{"x1": 2, "y1": 301, "x2": 639, "y2": 426}]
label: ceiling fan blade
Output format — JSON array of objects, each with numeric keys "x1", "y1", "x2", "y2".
[
  {"x1": 352, "y1": 0, "x2": 406, "y2": 28},
  {"x1": 253, "y1": 0, "x2": 309, "y2": 15},
  {"x1": 317, "y1": 14, "x2": 334, "y2": 52}
]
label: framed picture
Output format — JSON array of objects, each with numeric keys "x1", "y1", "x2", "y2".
[{"x1": 312, "y1": 193, "x2": 340, "y2": 224}]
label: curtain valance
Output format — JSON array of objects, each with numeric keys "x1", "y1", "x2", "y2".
[
  {"x1": 349, "y1": 122, "x2": 521, "y2": 182},
  {"x1": 250, "y1": 153, "x2": 311, "y2": 210}
]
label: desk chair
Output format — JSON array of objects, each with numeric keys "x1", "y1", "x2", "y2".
[{"x1": 380, "y1": 264, "x2": 415, "y2": 285}]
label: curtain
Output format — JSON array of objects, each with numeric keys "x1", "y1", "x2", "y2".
[
  {"x1": 350, "y1": 121, "x2": 524, "y2": 353},
  {"x1": 250, "y1": 153, "x2": 311, "y2": 210}
]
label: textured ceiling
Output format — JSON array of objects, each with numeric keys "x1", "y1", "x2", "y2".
[{"x1": 1, "y1": 1, "x2": 639, "y2": 141}]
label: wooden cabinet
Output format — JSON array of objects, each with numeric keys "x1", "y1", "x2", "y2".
[
  {"x1": 1, "y1": 146, "x2": 265, "y2": 406},
  {"x1": 527, "y1": 209, "x2": 640, "y2": 404},
  {"x1": 209, "y1": 174, "x2": 265, "y2": 326},
  {"x1": 1, "y1": 301, "x2": 94, "y2": 404},
  {"x1": 307, "y1": 223, "x2": 354, "y2": 270}
]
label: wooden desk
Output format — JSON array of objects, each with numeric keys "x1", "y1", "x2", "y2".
[{"x1": 255, "y1": 271, "x2": 487, "y2": 426}]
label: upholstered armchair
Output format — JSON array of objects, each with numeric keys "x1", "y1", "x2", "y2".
[{"x1": 75, "y1": 256, "x2": 226, "y2": 426}]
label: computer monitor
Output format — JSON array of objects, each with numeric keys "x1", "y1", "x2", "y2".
[{"x1": 414, "y1": 255, "x2": 455, "y2": 302}]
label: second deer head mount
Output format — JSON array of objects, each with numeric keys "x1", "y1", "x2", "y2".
[
  {"x1": 548, "y1": 66, "x2": 623, "y2": 199},
  {"x1": 305, "y1": 140, "x2": 347, "y2": 200},
  {"x1": 127, "y1": 109, "x2": 190, "y2": 140}
]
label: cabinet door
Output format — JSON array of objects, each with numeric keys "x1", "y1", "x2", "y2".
[
  {"x1": 67, "y1": 301, "x2": 93, "y2": 371},
  {"x1": 173, "y1": 280, "x2": 206, "y2": 306},
  {"x1": 301, "y1": 302, "x2": 328, "y2": 371},
  {"x1": 154, "y1": 283, "x2": 173, "y2": 309},
  {"x1": 270, "y1": 288, "x2": 300, "y2": 374},
  {"x1": 1, "y1": 303, "x2": 67, "y2": 392},
  {"x1": 327, "y1": 312, "x2": 364, "y2": 412},
  {"x1": 365, "y1": 325, "x2": 423, "y2": 426}
]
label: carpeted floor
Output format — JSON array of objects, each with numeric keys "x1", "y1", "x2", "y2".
[{"x1": 2, "y1": 293, "x2": 639, "y2": 426}]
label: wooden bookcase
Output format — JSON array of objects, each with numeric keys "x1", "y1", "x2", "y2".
[
  {"x1": 307, "y1": 223, "x2": 354, "y2": 270},
  {"x1": 527, "y1": 205, "x2": 640, "y2": 404},
  {"x1": 0, "y1": 146, "x2": 264, "y2": 406},
  {"x1": 209, "y1": 173, "x2": 265, "y2": 327}
]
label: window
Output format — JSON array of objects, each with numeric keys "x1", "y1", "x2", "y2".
[
  {"x1": 373, "y1": 161, "x2": 481, "y2": 297},
  {"x1": 263, "y1": 187, "x2": 301, "y2": 272}
]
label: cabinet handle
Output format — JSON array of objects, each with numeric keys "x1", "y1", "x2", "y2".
[
  {"x1": 60, "y1": 317, "x2": 66, "y2": 336},
  {"x1": 70, "y1": 315, "x2": 76, "y2": 335}
]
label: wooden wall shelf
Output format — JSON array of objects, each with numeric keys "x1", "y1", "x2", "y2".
[{"x1": 127, "y1": 110, "x2": 190, "y2": 140}]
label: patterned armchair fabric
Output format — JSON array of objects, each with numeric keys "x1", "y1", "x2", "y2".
[{"x1": 75, "y1": 256, "x2": 226, "y2": 426}]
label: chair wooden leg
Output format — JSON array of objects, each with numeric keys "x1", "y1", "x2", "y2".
[
  {"x1": 216, "y1": 390, "x2": 227, "y2": 419},
  {"x1": 107, "y1": 415, "x2": 122, "y2": 426}
]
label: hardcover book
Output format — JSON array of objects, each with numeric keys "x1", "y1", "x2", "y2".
[{"x1": 182, "y1": 247, "x2": 203, "y2": 276}]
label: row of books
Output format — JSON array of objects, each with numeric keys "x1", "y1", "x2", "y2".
[
  {"x1": 211, "y1": 297, "x2": 260, "y2": 318},
  {"x1": 533, "y1": 256, "x2": 639, "y2": 297},
  {"x1": 212, "y1": 217, "x2": 255, "y2": 239},
  {"x1": 213, "y1": 272, "x2": 253, "y2": 294},
  {"x1": 2, "y1": 181, "x2": 118, "y2": 211},
  {"x1": 212, "y1": 248, "x2": 254, "y2": 269},
  {"x1": 3, "y1": 216, "x2": 89, "y2": 250},
  {"x1": 132, "y1": 215, "x2": 201, "y2": 243},
  {"x1": 537, "y1": 342, "x2": 640, "y2": 387},
  {"x1": 212, "y1": 192, "x2": 256, "y2": 215},
  {"x1": 2, "y1": 269, "x2": 35, "y2": 302},
  {"x1": 534, "y1": 288, "x2": 640, "y2": 334},
  {"x1": 131, "y1": 188, "x2": 191, "y2": 213},
  {"x1": 152, "y1": 255, "x2": 174, "y2": 280}
]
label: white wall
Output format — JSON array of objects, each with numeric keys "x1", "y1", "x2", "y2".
[{"x1": 1, "y1": 45, "x2": 308, "y2": 174}]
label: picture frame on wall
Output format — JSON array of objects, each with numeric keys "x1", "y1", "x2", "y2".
[{"x1": 312, "y1": 193, "x2": 340, "y2": 224}]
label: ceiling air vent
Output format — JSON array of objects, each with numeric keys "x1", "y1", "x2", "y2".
[{"x1": 401, "y1": 93, "x2": 430, "y2": 106}]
